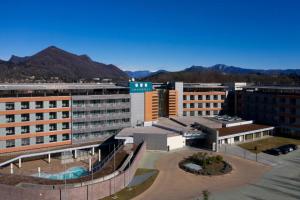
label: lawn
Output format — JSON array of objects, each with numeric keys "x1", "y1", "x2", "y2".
[
  {"x1": 239, "y1": 136, "x2": 300, "y2": 153},
  {"x1": 101, "y1": 168, "x2": 159, "y2": 200}
]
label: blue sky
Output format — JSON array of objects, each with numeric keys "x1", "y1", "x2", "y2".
[{"x1": 0, "y1": 0, "x2": 299, "y2": 71}]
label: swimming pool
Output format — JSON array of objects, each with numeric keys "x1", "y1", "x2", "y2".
[{"x1": 32, "y1": 166, "x2": 89, "y2": 180}]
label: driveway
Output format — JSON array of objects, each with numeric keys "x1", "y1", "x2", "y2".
[{"x1": 133, "y1": 148, "x2": 271, "y2": 200}]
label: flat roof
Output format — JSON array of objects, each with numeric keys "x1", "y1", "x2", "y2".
[
  {"x1": 183, "y1": 83, "x2": 228, "y2": 89},
  {"x1": 206, "y1": 116, "x2": 246, "y2": 125},
  {"x1": 0, "y1": 83, "x2": 128, "y2": 91},
  {"x1": 243, "y1": 85, "x2": 300, "y2": 90},
  {"x1": 117, "y1": 126, "x2": 179, "y2": 137},
  {"x1": 218, "y1": 124, "x2": 274, "y2": 137},
  {"x1": 171, "y1": 116, "x2": 222, "y2": 129}
]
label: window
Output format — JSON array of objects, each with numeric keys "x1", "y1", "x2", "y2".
[
  {"x1": 206, "y1": 95, "x2": 211, "y2": 100},
  {"x1": 198, "y1": 95, "x2": 203, "y2": 100},
  {"x1": 183, "y1": 95, "x2": 187, "y2": 100},
  {"x1": 21, "y1": 114, "x2": 30, "y2": 122},
  {"x1": 213, "y1": 103, "x2": 218, "y2": 107},
  {"x1": 5, "y1": 102, "x2": 14, "y2": 110},
  {"x1": 21, "y1": 138, "x2": 30, "y2": 146},
  {"x1": 206, "y1": 103, "x2": 210, "y2": 108},
  {"x1": 21, "y1": 102, "x2": 30, "y2": 109},
  {"x1": 35, "y1": 101, "x2": 43, "y2": 109},
  {"x1": 62, "y1": 134, "x2": 70, "y2": 141},
  {"x1": 221, "y1": 95, "x2": 225, "y2": 100},
  {"x1": 49, "y1": 101, "x2": 57, "y2": 108},
  {"x1": 62, "y1": 122, "x2": 69, "y2": 129},
  {"x1": 36, "y1": 113, "x2": 43, "y2": 120},
  {"x1": 36, "y1": 136, "x2": 44, "y2": 144},
  {"x1": 213, "y1": 110, "x2": 218, "y2": 115},
  {"x1": 206, "y1": 111, "x2": 210, "y2": 115},
  {"x1": 49, "y1": 135, "x2": 57, "y2": 142},
  {"x1": 62, "y1": 111, "x2": 69, "y2": 118},
  {"x1": 198, "y1": 103, "x2": 203, "y2": 108},
  {"x1": 49, "y1": 123, "x2": 57, "y2": 131},
  {"x1": 198, "y1": 111, "x2": 203, "y2": 116},
  {"x1": 49, "y1": 112, "x2": 57, "y2": 119},
  {"x1": 190, "y1": 95, "x2": 195, "y2": 100},
  {"x1": 21, "y1": 126, "x2": 30, "y2": 134},
  {"x1": 290, "y1": 98, "x2": 296, "y2": 105},
  {"x1": 73, "y1": 100, "x2": 84, "y2": 106},
  {"x1": 190, "y1": 111, "x2": 195, "y2": 116},
  {"x1": 6, "y1": 140, "x2": 15, "y2": 148},
  {"x1": 62, "y1": 100, "x2": 69, "y2": 107},
  {"x1": 213, "y1": 95, "x2": 218, "y2": 100},
  {"x1": 190, "y1": 103, "x2": 195, "y2": 108},
  {"x1": 6, "y1": 127, "x2": 15, "y2": 135},
  {"x1": 6, "y1": 115, "x2": 15, "y2": 123},
  {"x1": 36, "y1": 125, "x2": 44, "y2": 132},
  {"x1": 183, "y1": 103, "x2": 187, "y2": 108},
  {"x1": 183, "y1": 111, "x2": 187, "y2": 116}
]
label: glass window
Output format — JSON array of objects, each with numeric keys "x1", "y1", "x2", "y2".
[
  {"x1": 190, "y1": 111, "x2": 195, "y2": 116},
  {"x1": 206, "y1": 103, "x2": 210, "y2": 108},
  {"x1": 49, "y1": 135, "x2": 57, "y2": 142},
  {"x1": 206, "y1": 95, "x2": 211, "y2": 100},
  {"x1": 21, "y1": 126, "x2": 30, "y2": 134},
  {"x1": 213, "y1": 95, "x2": 218, "y2": 100},
  {"x1": 183, "y1": 111, "x2": 187, "y2": 116},
  {"x1": 49, "y1": 101, "x2": 57, "y2": 108},
  {"x1": 183, "y1": 103, "x2": 187, "y2": 108},
  {"x1": 35, "y1": 101, "x2": 43, "y2": 109},
  {"x1": 36, "y1": 136, "x2": 44, "y2": 144},
  {"x1": 21, "y1": 113, "x2": 30, "y2": 122},
  {"x1": 62, "y1": 134, "x2": 70, "y2": 141},
  {"x1": 198, "y1": 95, "x2": 203, "y2": 100},
  {"x1": 62, "y1": 100, "x2": 69, "y2": 107},
  {"x1": 5, "y1": 102, "x2": 14, "y2": 110},
  {"x1": 21, "y1": 138, "x2": 30, "y2": 146},
  {"x1": 6, "y1": 115, "x2": 15, "y2": 123},
  {"x1": 36, "y1": 113, "x2": 44, "y2": 120},
  {"x1": 6, "y1": 140, "x2": 15, "y2": 148},
  {"x1": 198, "y1": 111, "x2": 202, "y2": 116},
  {"x1": 183, "y1": 95, "x2": 187, "y2": 100},
  {"x1": 62, "y1": 111, "x2": 69, "y2": 118},
  {"x1": 206, "y1": 111, "x2": 210, "y2": 115},
  {"x1": 198, "y1": 103, "x2": 202, "y2": 108},
  {"x1": 6, "y1": 127, "x2": 15, "y2": 135},
  {"x1": 21, "y1": 102, "x2": 30, "y2": 109},
  {"x1": 36, "y1": 124, "x2": 44, "y2": 132},
  {"x1": 190, "y1": 95, "x2": 195, "y2": 100},
  {"x1": 190, "y1": 103, "x2": 195, "y2": 108},
  {"x1": 49, "y1": 112, "x2": 57, "y2": 119},
  {"x1": 49, "y1": 123, "x2": 57, "y2": 131},
  {"x1": 62, "y1": 122, "x2": 69, "y2": 129}
]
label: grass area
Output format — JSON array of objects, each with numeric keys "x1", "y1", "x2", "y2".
[
  {"x1": 101, "y1": 168, "x2": 159, "y2": 200},
  {"x1": 239, "y1": 136, "x2": 300, "y2": 153}
]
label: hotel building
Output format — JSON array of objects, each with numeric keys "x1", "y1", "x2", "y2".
[{"x1": 0, "y1": 84, "x2": 131, "y2": 154}]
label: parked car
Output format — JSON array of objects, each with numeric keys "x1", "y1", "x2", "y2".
[
  {"x1": 264, "y1": 148, "x2": 282, "y2": 156},
  {"x1": 278, "y1": 145, "x2": 291, "y2": 154},
  {"x1": 279, "y1": 144, "x2": 298, "y2": 152}
]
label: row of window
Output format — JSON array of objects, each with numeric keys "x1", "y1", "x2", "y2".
[
  {"x1": 73, "y1": 118, "x2": 130, "y2": 129},
  {"x1": 5, "y1": 111, "x2": 69, "y2": 123},
  {"x1": 5, "y1": 100, "x2": 69, "y2": 110},
  {"x1": 5, "y1": 134, "x2": 70, "y2": 148},
  {"x1": 73, "y1": 98, "x2": 130, "y2": 106},
  {"x1": 73, "y1": 129, "x2": 118, "y2": 140},
  {"x1": 183, "y1": 102, "x2": 221, "y2": 108},
  {"x1": 5, "y1": 122, "x2": 70, "y2": 135},
  {"x1": 73, "y1": 108, "x2": 130, "y2": 118},
  {"x1": 183, "y1": 95, "x2": 225, "y2": 101},
  {"x1": 183, "y1": 110, "x2": 219, "y2": 116}
]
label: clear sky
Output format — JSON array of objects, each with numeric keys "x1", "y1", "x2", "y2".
[{"x1": 0, "y1": 0, "x2": 299, "y2": 71}]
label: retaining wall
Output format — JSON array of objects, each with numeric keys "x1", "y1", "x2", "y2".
[{"x1": 0, "y1": 142, "x2": 146, "y2": 200}]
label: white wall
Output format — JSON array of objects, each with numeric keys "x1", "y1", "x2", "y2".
[{"x1": 167, "y1": 135, "x2": 185, "y2": 150}]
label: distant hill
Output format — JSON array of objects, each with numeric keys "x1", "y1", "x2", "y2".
[
  {"x1": 142, "y1": 64, "x2": 300, "y2": 85},
  {"x1": 0, "y1": 46, "x2": 128, "y2": 83},
  {"x1": 126, "y1": 69, "x2": 169, "y2": 79}
]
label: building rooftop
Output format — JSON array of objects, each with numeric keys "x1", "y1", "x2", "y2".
[
  {"x1": 117, "y1": 125, "x2": 179, "y2": 137},
  {"x1": 243, "y1": 85, "x2": 300, "y2": 91},
  {"x1": 183, "y1": 83, "x2": 228, "y2": 89},
  {"x1": 217, "y1": 124, "x2": 274, "y2": 137},
  {"x1": 0, "y1": 83, "x2": 127, "y2": 91},
  {"x1": 171, "y1": 116, "x2": 222, "y2": 129}
]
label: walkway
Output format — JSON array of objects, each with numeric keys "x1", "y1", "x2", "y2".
[{"x1": 133, "y1": 149, "x2": 270, "y2": 200}]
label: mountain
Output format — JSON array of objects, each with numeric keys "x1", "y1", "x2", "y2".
[
  {"x1": 142, "y1": 64, "x2": 300, "y2": 85},
  {"x1": 126, "y1": 69, "x2": 169, "y2": 79},
  {"x1": 0, "y1": 46, "x2": 128, "y2": 82}
]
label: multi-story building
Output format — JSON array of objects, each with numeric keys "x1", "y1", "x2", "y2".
[
  {"x1": 235, "y1": 85, "x2": 300, "y2": 137},
  {"x1": 0, "y1": 83, "x2": 131, "y2": 154},
  {"x1": 129, "y1": 82, "x2": 229, "y2": 127}
]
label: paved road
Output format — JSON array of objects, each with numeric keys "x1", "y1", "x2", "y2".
[
  {"x1": 211, "y1": 149, "x2": 300, "y2": 200},
  {"x1": 133, "y1": 149, "x2": 270, "y2": 200}
]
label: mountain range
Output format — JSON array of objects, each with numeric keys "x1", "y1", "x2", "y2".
[
  {"x1": 0, "y1": 46, "x2": 128, "y2": 82},
  {"x1": 0, "y1": 46, "x2": 299, "y2": 85}
]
